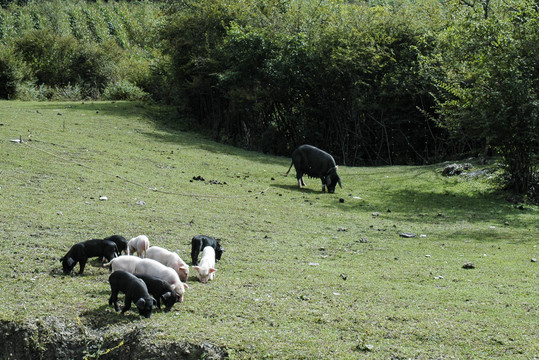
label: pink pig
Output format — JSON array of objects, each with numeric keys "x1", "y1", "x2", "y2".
[
  {"x1": 193, "y1": 246, "x2": 217, "y2": 284},
  {"x1": 134, "y1": 258, "x2": 188, "y2": 302},
  {"x1": 103, "y1": 255, "x2": 142, "y2": 273},
  {"x1": 127, "y1": 235, "x2": 150, "y2": 258},
  {"x1": 146, "y1": 246, "x2": 189, "y2": 282}
]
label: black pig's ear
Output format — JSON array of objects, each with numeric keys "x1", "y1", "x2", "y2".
[
  {"x1": 135, "y1": 298, "x2": 146, "y2": 309},
  {"x1": 66, "y1": 258, "x2": 75, "y2": 267},
  {"x1": 162, "y1": 292, "x2": 172, "y2": 300}
]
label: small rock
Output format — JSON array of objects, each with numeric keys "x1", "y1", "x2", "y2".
[
  {"x1": 372, "y1": 212, "x2": 379, "y2": 217},
  {"x1": 442, "y1": 164, "x2": 463, "y2": 176},
  {"x1": 136, "y1": 200, "x2": 146, "y2": 206},
  {"x1": 504, "y1": 221, "x2": 509, "y2": 226},
  {"x1": 359, "y1": 237, "x2": 370, "y2": 243},
  {"x1": 425, "y1": 254, "x2": 431, "y2": 258},
  {"x1": 339, "y1": 198, "x2": 345, "y2": 203},
  {"x1": 399, "y1": 232, "x2": 417, "y2": 238},
  {"x1": 99, "y1": 196, "x2": 108, "y2": 201},
  {"x1": 531, "y1": 258, "x2": 537, "y2": 263},
  {"x1": 462, "y1": 262, "x2": 475, "y2": 269},
  {"x1": 337, "y1": 227, "x2": 348, "y2": 232},
  {"x1": 308, "y1": 262, "x2": 319, "y2": 266},
  {"x1": 419, "y1": 234, "x2": 427, "y2": 238},
  {"x1": 340, "y1": 273, "x2": 347, "y2": 280}
]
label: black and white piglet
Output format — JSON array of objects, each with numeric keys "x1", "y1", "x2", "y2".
[
  {"x1": 135, "y1": 273, "x2": 180, "y2": 311},
  {"x1": 108, "y1": 270, "x2": 157, "y2": 318},
  {"x1": 60, "y1": 239, "x2": 118, "y2": 275},
  {"x1": 191, "y1": 235, "x2": 224, "y2": 265}
]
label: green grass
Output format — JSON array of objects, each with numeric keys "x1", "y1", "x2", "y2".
[{"x1": 0, "y1": 101, "x2": 537, "y2": 359}]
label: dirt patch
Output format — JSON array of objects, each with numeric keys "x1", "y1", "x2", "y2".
[{"x1": 0, "y1": 317, "x2": 227, "y2": 360}]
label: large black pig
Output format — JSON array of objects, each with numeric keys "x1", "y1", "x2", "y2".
[{"x1": 286, "y1": 144, "x2": 342, "y2": 193}]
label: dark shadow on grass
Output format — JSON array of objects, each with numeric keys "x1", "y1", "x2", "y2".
[
  {"x1": 270, "y1": 183, "x2": 324, "y2": 195},
  {"x1": 79, "y1": 304, "x2": 142, "y2": 328},
  {"x1": 140, "y1": 108, "x2": 294, "y2": 167},
  {"x1": 338, "y1": 187, "x2": 532, "y2": 230},
  {"x1": 29, "y1": 101, "x2": 291, "y2": 167}
]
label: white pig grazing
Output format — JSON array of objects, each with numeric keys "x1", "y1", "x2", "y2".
[
  {"x1": 192, "y1": 246, "x2": 217, "y2": 284},
  {"x1": 127, "y1": 235, "x2": 150, "y2": 258},
  {"x1": 103, "y1": 255, "x2": 142, "y2": 273},
  {"x1": 133, "y1": 258, "x2": 189, "y2": 302},
  {"x1": 146, "y1": 246, "x2": 189, "y2": 283}
]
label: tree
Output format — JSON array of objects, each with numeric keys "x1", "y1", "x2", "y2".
[{"x1": 428, "y1": 0, "x2": 538, "y2": 196}]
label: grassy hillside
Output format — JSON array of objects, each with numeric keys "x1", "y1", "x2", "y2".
[{"x1": 0, "y1": 101, "x2": 537, "y2": 359}]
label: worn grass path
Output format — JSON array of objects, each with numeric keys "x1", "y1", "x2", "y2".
[{"x1": 0, "y1": 101, "x2": 537, "y2": 359}]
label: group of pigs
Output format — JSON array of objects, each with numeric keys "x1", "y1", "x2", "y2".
[{"x1": 59, "y1": 234, "x2": 224, "y2": 318}]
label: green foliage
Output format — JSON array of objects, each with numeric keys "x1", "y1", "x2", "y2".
[
  {"x1": 1, "y1": 0, "x2": 163, "y2": 100},
  {"x1": 13, "y1": 29, "x2": 115, "y2": 97},
  {"x1": 162, "y1": 0, "x2": 446, "y2": 165},
  {"x1": 102, "y1": 80, "x2": 149, "y2": 101},
  {"x1": 0, "y1": 45, "x2": 25, "y2": 99},
  {"x1": 428, "y1": 0, "x2": 538, "y2": 196}
]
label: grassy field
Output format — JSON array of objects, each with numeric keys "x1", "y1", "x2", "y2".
[{"x1": 0, "y1": 101, "x2": 537, "y2": 359}]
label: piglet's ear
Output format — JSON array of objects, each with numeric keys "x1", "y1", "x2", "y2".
[
  {"x1": 209, "y1": 268, "x2": 217, "y2": 273},
  {"x1": 192, "y1": 266, "x2": 199, "y2": 271},
  {"x1": 183, "y1": 283, "x2": 189, "y2": 290},
  {"x1": 66, "y1": 258, "x2": 75, "y2": 267},
  {"x1": 162, "y1": 292, "x2": 171, "y2": 300}
]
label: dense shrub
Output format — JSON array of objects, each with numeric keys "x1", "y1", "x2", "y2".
[
  {"x1": 14, "y1": 29, "x2": 116, "y2": 97},
  {"x1": 428, "y1": 0, "x2": 538, "y2": 195},
  {"x1": 102, "y1": 80, "x2": 149, "y2": 101},
  {"x1": 0, "y1": 46, "x2": 24, "y2": 99},
  {"x1": 1, "y1": 0, "x2": 162, "y2": 100},
  {"x1": 161, "y1": 0, "x2": 444, "y2": 165}
]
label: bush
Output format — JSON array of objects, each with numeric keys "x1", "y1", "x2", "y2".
[
  {"x1": 0, "y1": 46, "x2": 25, "y2": 99},
  {"x1": 161, "y1": 0, "x2": 443, "y2": 164},
  {"x1": 14, "y1": 29, "x2": 122, "y2": 99},
  {"x1": 102, "y1": 80, "x2": 149, "y2": 101},
  {"x1": 428, "y1": 0, "x2": 538, "y2": 195}
]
